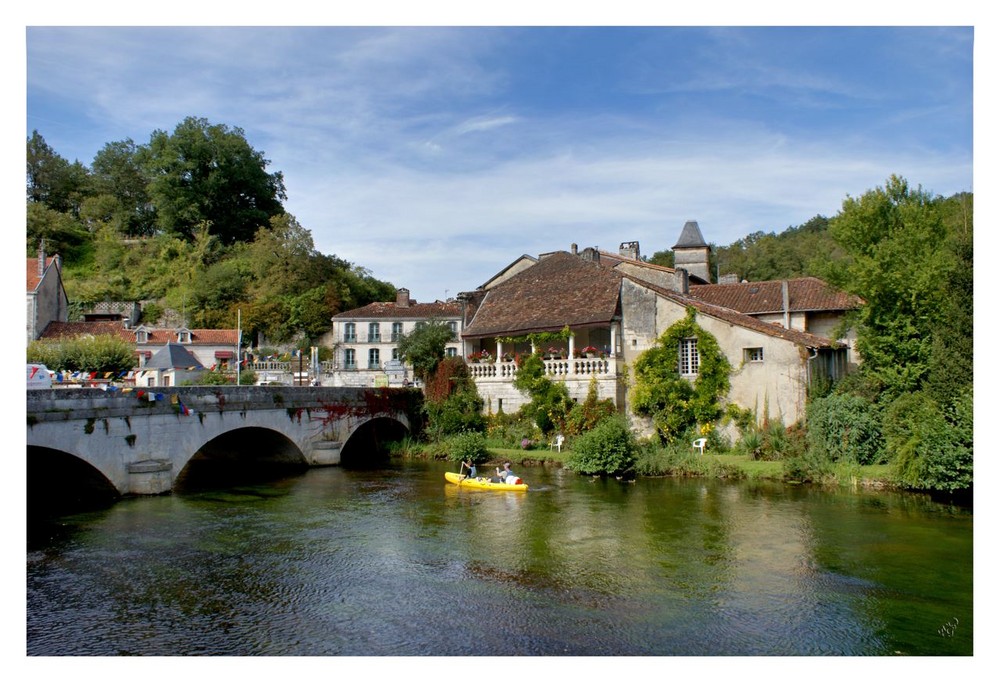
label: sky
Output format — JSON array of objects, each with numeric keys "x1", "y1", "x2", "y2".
[{"x1": 17, "y1": 9, "x2": 980, "y2": 307}]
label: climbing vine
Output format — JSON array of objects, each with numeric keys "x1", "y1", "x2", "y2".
[{"x1": 630, "y1": 307, "x2": 732, "y2": 442}]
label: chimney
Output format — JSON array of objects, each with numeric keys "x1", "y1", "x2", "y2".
[
  {"x1": 571, "y1": 243, "x2": 578, "y2": 255},
  {"x1": 782, "y1": 280, "x2": 790, "y2": 329},
  {"x1": 676, "y1": 268, "x2": 690, "y2": 294},
  {"x1": 396, "y1": 288, "x2": 411, "y2": 308},
  {"x1": 619, "y1": 241, "x2": 640, "y2": 261},
  {"x1": 37, "y1": 239, "x2": 46, "y2": 277}
]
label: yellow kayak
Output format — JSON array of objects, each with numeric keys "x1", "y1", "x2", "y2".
[{"x1": 445, "y1": 471, "x2": 528, "y2": 491}]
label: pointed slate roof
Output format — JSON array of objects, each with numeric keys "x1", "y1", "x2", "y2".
[
  {"x1": 672, "y1": 220, "x2": 708, "y2": 249},
  {"x1": 461, "y1": 251, "x2": 623, "y2": 339},
  {"x1": 146, "y1": 342, "x2": 205, "y2": 370}
]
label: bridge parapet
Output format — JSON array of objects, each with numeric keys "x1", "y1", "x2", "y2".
[{"x1": 27, "y1": 386, "x2": 423, "y2": 496}]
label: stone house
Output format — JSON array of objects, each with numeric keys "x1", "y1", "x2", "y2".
[
  {"x1": 459, "y1": 222, "x2": 857, "y2": 433},
  {"x1": 329, "y1": 288, "x2": 463, "y2": 387},
  {"x1": 26, "y1": 243, "x2": 69, "y2": 345}
]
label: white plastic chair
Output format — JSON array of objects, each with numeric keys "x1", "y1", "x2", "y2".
[
  {"x1": 550, "y1": 434, "x2": 565, "y2": 452},
  {"x1": 692, "y1": 438, "x2": 707, "y2": 455}
]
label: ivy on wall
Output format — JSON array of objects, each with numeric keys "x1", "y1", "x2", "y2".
[{"x1": 629, "y1": 307, "x2": 732, "y2": 441}]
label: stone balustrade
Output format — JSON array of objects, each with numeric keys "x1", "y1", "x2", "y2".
[{"x1": 467, "y1": 357, "x2": 614, "y2": 380}]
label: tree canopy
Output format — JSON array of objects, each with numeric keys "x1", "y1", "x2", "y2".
[{"x1": 27, "y1": 124, "x2": 395, "y2": 344}]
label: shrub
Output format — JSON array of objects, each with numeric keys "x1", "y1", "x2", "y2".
[
  {"x1": 448, "y1": 431, "x2": 490, "y2": 466},
  {"x1": 27, "y1": 334, "x2": 134, "y2": 374},
  {"x1": 885, "y1": 389, "x2": 972, "y2": 492},
  {"x1": 512, "y1": 353, "x2": 573, "y2": 434},
  {"x1": 565, "y1": 414, "x2": 637, "y2": 476},
  {"x1": 564, "y1": 377, "x2": 616, "y2": 435},
  {"x1": 806, "y1": 392, "x2": 884, "y2": 465},
  {"x1": 425, "y1": 390, "x2": 486, "y2": 440}
]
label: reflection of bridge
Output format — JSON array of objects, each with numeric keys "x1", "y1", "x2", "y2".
[{"x1": 27, "y1": 386, "x2": 420, "y2": 497}]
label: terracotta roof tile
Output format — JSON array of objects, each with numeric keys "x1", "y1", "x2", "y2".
[
  {"x1": 38, "y1": 322, "x2": 239, "y2": 345},
  {"x1": 689, "y1": 277, "x2": 862, "y2": 314},
  {"x1": 462, "y1": 252, "x2": 622, "y2": 339},
  {"x1": 332, "y1": 300, "x2": 461, "y2": 320},
  {"x1": 26, "y1": 257, "x2": 57, "y2": 292}
]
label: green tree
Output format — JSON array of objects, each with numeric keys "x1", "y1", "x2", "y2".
[
  {"x1": 825, "y1": 176, "x2": 954, "y2": 402},
  {"x1": 27, "y1": 130, "x2": 91, "y2": 215},
  {"x1": 396, "y1": 321, "x2": 455, "y2": 381},
  {"x1": 27, "y1": 335, "x2": 134, "y2": 374},
  {"x1": 144, "y1": 117, "x2": 286, "y2": 245},
  {"x1": 89, "y1": 138, "x2": 156, "y2": 237}
]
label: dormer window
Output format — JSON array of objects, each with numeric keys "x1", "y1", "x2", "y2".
[
  {"x1": 176, "y1": 328, "x2": 191, "y2": 344},
  {"x1": 135, "y1": 328, "x2": 149, "y2": 344}
]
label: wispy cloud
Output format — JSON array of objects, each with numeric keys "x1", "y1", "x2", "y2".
[{"x1": 25, "y1": 26, "x2": 973, "y2": 302}]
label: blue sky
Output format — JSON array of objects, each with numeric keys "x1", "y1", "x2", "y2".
[{"x1": 21, "y1": 18, "x2": 978, "y2": 304}]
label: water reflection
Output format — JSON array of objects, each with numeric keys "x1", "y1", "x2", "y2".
[{"x1": 27, "y1": 461, "x2": 972, "y2": 656}]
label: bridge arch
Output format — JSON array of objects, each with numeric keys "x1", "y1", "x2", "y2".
[
  {"x1": 340, "y1": 416, "x2": 411, "y2": 467},
  {"x1": 27, "y1": 445, "x2": 120, "y2": 513},
  {"x1": 176, "y1": 426, "x2": 310, "y2": 491}
]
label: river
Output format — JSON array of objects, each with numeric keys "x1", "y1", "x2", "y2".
[{"x1": 26, "y1": 459, "x2": 972, "y2": 657}]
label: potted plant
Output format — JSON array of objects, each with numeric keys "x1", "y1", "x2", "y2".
[
  {"x1": 547, "y1": 346, "x2": 564, "y2": 360},
  {"x1": 582, "y1": 345, "x2": 598, "y2": 358}
]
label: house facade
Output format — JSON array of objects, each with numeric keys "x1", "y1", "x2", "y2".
[
  {"x1": 38, "y1": 320, "x2": 240, "y2": 386},
  {"x1": 26, "y1": 243, "x2": 69, "y2": 344},
  {"x1": 329, "y1": 289, "x2": 463, "y2": 387},
  {"x1": 459, "y1": 223, "x2": 857, "y2": 434}
]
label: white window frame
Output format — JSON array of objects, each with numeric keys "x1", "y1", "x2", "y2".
[
  {"x1": 344, "y1": 322, "x2": 356, "y2": 343},
  {"x1": 368, "y1": 348, "x2": 380, "y2": 369},
  {"x1": 344, "y1": 348, "x2": 356, "y2": 370},
  {"x1": 678, "y1": 337, "x2": 700, "y2": 377},
  {"x1": 368, "y1": 322, "x2": 381, "y2": 343},
  {"x1": 392, "y1": 322, "x2": 403, "y2": 342},
  {"x1": 744, "y1": 347, "x2": 764, "y2": 363}
]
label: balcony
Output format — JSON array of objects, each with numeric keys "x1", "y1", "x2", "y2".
[
  {"x1": 367, "y1": 334, "x2": 382, "y2": 343},
  {"x1": 467, "y1": 356, "x2": 616, "y2": 380},
  {"x1": 343, "y1": 334, "x2": 357, "y2": 343}
]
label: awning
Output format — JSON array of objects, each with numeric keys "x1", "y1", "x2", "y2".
[{"x1": 215, "y1": 351, "x2": 234, "y2": 359}]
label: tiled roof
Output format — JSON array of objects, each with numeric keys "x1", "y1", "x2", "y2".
[
  {"x1": 462, "y1": 251, "x2": 623, "y2": 339},
  {"x1": 636, "y1": 279, "x2": 841, "y2": 348},
  {"x1": 26, "y1": 257, "x2": 58, "y2": 292},
  {"x1": 38, "y1": 322, "x2": 239, "y2": 345},
  {"x1": 39, "y1": 321, "x2": 133, "y2": 341},
  {"x1": 689, "y1": 277, "x2": 862, "y2": 314},
  {"x1": 332, "y1": 300, "x2": 461, "y2": 320}
]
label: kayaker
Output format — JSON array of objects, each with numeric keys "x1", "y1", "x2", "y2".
[
  {"x1": 496, "y1": 462, "x2": 518, "y2": 485},
  {"x1": 461, "y1": 459, "x2": 477, "y2": 478}
]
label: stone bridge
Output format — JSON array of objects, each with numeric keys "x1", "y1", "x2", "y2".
[{"x1": 26, "y1": 386, "x2": 422, "y2": 498}]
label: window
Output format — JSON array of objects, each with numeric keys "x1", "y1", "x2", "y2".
[
  {"x1": 392, "y1": 348, "x2": 401, "y2": 361},
  {"x1": 368, "y1": 322, "x2": 381, "y2": 343},
  {"x1": 446, "y1": 347, "x2": 457, "y2": 357},
  {"x1": 344, "y1": 348, "x2": 356, "y2": 370},
  {"x1": 136, "y1": 328, "x2": 148, "y2": 344},
  {"x1": 392, "y1": 322, "x2": 403, "y2": 342},
  {"x1": 368, "y1": 348, "x2": 381, "y2": 369},
  {"x1": 448, "y1": 321, "x2": 458, "y2": 340},
  {"x1": 744, "y1": 347, "x2": 764, "y2": 363},
  {"x1": 344, "y1": 323, "x2": 356, "y2": 343},
  {"x1": 177, "y1": 330, "x2": 191, "y2": 343},
  {"x1": 678, "y1": 338, "x2": 699, "y2": 376}
]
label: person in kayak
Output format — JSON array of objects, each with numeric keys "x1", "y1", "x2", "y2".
[
  {"x1": 496, "y1": 462, "x2": 519, "y2": 485},
  {"x1": 460, "y1": 459, "x2": 477, "y2": 478}
]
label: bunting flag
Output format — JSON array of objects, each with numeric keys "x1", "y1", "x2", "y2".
[
  {"x1": 170, "y1": 394, "x2": 179, "y2": 405},
  {"x1": 148, "y1": 392, "x2": 156, "y2": 402},
  {"x1": 89, "y1": 371, "x2": 98, "y2": 380},
  {"x1": 29, "y1": 366, "x2": 39, "y2": 379},
  {"x1": 136, "y1": 390, "x2": 146, "y2": 399},
  {"x1": 154, "y1": 393, "x2": 165, "y2": 401},
  {"x1": 104, "y1": 372, "x2": 113, "y2": 379},
  {"x1": 55, "y1": 372, "x2": 63, "y2": 382}
]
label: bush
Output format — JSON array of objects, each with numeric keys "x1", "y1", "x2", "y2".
[
  {"x1": 425, "y1": 390, "x2": 486, "y2": 440},
  {"x1": 564, "y1": 377, "x2": 616, "y2": 435},
  {"x1": 447, "y1": 431, "x2": 490, "y2": 466},
  {"x1": 565, "y1": 414, "x2": 637, "y2": 476},
  {"x1": 806, "y1": 392, "x2": 884, "y2": 465},
  {"x1": 885, "y1": 389, "x2": 972, "y2": 492}
]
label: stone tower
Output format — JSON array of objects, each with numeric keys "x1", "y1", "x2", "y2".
[{"x1": 672, "y1": 220, "x2": 711, "y2": 283}]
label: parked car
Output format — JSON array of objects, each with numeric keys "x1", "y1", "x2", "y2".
[{"x1": 27, "y1": 363, "x2": 53, "y2": 389}]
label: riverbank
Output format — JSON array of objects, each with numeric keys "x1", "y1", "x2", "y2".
[{"x1": 493, "y1": 447, "x2": 899, "y2": 489}]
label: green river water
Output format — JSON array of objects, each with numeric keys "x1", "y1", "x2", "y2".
[{"x1": 26, "y1": 459, "x2": 973, "y2": 657}]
